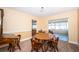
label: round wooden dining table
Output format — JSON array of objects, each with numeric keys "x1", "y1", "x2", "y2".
[
  {"x1": 34, "y1": 32, "x2": 51, "y2": 41},
  {"x1": 34, "y1": 32, "x2": 52, "y2": 52}
]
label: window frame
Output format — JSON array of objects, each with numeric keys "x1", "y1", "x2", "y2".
[{"x1": 48, "y1": 18, "x2": 68, "y2": 30}]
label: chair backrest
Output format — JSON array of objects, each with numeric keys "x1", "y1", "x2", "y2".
[
  {"x1": 31, "y1": 38, "x2": 35, "y2": 45},
  {"x1": 32, "y1": 29, "x2": 36, "y2": 36},
  {"x1": 38, "y1": 30, "x2": 45, "y2": 33},
  {"x1": 31, "y1": 37, "x2": 38, "y2": 43},
  {"x1": 17, "y1": 34, "x2": 21, "y2": 42},
  {"x1": 49, "y1": 30, "x2": 54, "y2": 34},
  {"x1": 56, "y1": 37, "x2": 59, "y2": 41},
  {"x1": 51, "y1": 37, "x2": 54, "y2": 40},
  {"x1": 55, "y1": 37, "x2": 59, "y2": 45},
  {"x1": 35, "y1": 38, "x2": 40, "y2": 42}
]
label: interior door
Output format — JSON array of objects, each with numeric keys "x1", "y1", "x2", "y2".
[{"x1": 32, "y1": 20, "x2": 37, "y2": 36}]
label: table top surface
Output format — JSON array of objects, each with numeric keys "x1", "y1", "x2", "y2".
[
  {"x1": 0, "y1": 34, "x2": 18, "y2": 46},
  {"x1": 35, "y1": 32, "x2": 51, "y2": 40},
  {"x1": 0, "y1": 34, "x2": 18, "y2": 39}
]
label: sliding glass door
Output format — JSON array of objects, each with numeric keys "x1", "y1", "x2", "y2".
[{"x1": 48, "y1": 18, "x2": 68, "y2": 41}]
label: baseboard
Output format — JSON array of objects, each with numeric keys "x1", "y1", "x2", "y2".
[
  {"x1": 20, "y1": 37, "x2": 32, "y2": 42},
  {"x1": 0, "y1": 44, "x2": 8, "y2": 48},
  {"x1": 69, "y1": 41, "x2": 78, "y2": 45}
]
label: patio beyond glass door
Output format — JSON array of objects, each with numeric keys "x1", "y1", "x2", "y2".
[{"x1": 48, "y1": 18, "x2": 69, "y2": 41}]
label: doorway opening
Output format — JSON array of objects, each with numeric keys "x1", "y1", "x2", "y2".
[{"x1": 32, "y1": 20, "x2": 37, "y2": 36}]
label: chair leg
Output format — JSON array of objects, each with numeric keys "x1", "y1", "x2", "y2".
[
  {"x1": 36, "y1": 49, "x2": 38, "y2": 52},
  {"x1": 53, "y1": 48, "x2": 56, "y2": 52},
  {"x1": 56, "y1": 46, "x2": 59, "y2": 52},
  {"x1": 31, "y1": 47, "x2": 34, "y2": 52},
  {"x1": 42, "y1": 46, "x2": 44, "y2": 52},
  {"x1": 8, "y1": 44, "x2": 11, "y2": 50},
  {"x1": 8, "y1": 44, "x2": 12, "y2": 52},
  {"x1": 53, "y1": 46, "x2": 59, "y2": 52},
  {"x1": 9, "y1": 45, "x2": 15, "y2": 52},
  {"x1": 31, "y1": 49, "x2": 33, "y2": 52},
  {"x1": 51, "y1": 47, "x2": 55, "y2": 52},
  {"x1": 17, "y1": 43, "x2": 21, "y2": 50},
  {"x1": 11, "y1": 46, "x2": 15, "y2": 52}
]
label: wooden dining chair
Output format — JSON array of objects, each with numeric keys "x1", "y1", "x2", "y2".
[
  {"x1": 47, "y1": 38, "x2": 53, "y2": 52},
  {"x1": 8, "y1": 42, "x2": 14, "y2": 52},
  {"x1": 31, "y1": 38, "x2": 39, "y2": 52},
  {"x1": 8, "y1": 34, "x2": 21, "y2": 51},
  {"x1": 51, "y1": 37, "x2": 59, "y2": 52},
  {"x1": 47, "y1": 37, "x2": 59, "y2": 52},
  {"x1": 42, "y1": 40, "x2": 49, "y2": 52},
  {"x1": 31, "y1": 37, "x2": 43, "y2": 52},
  {"x1": 16, "y1": 34, "x2": 21, "y2": 50},
  {"x1": 49, "y1": 30, "x2": 54, "y2": 34},
  {"x1": 35, "y1": 38, "x2": 43, "y2": 51}
]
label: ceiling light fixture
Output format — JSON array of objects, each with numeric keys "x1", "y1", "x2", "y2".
[{"x1": 40, "y1": 7, "x2": 44, "y2": 12}]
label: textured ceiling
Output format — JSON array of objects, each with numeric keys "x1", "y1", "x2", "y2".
[{"x1": 12, "y1": 7, "x2": 76, "y2": 17}]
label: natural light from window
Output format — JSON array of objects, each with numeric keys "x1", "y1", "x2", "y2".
[{"x1": 48, "y1": 19, "x2": 68, "y2": 30}]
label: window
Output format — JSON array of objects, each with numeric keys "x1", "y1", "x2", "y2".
[{"x1": 48, "y1": 18, "x2": 68, "y2": 30}]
